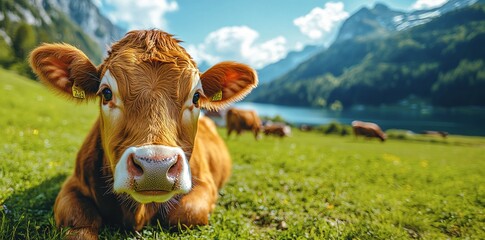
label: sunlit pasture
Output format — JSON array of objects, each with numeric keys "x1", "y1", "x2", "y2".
[{"x1": 1, "y1": 68, "x2": 484, "y2": 239}]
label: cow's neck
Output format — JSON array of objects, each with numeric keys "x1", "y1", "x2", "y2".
[{"x1": 73, "y1": 118, "x2": 163, "y2": 230}]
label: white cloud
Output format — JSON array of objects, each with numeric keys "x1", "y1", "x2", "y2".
[
  {"x1": 294, "y1": 42, "x2": 305, "y2": 51},
  {"x1": 411, "y1": 0, "x2": 448, "y2": 10},
  {"x1": 293, "y1": 2, "x2": 349, "y2": 42},
  {"x1": 187, "y1": 26, "x2": 288, "y2": 69},
  {"x1": 98, "y1": 0, "x2": 178, "y2": 30}
]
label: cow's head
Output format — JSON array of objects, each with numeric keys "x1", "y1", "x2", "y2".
[{"x1": 29, "y1": 30, "x2": 257, "y2": 203}]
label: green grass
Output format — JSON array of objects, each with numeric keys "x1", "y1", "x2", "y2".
[{"x1": 1, "y1": 68, "x2": 484, "y2": 239}]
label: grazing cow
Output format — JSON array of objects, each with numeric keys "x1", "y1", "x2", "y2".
[
  {"x1": 299, "y1": 124, "x2": 314, "y2": 132},
  {"x1": 29, "y1": 30, "x2": 258, "y2": 239},
  {"x1": 226, "y1": 108, "x2": 262, "y2": 140},
  {"x1": 351, "y1": 120, "x2": 387, "y2": 142},
  {"x1": 421, "y1": 130, "x2": 449, "y2": 138},
  {"x1": 263, "y1": 122, "x2": 291, "y2": 137}
]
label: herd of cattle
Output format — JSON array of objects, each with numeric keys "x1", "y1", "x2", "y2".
[
  {"x1": 225, "y1": 108, "x2": 292, "y2": 139},
  {"x1": 214, "y1": 108, "x2": 449, "y2": 142},
  {"x1": 214, "y1": 108, "x2": 388, "y2": 141}
]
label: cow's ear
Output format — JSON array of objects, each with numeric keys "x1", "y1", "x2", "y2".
[
  {"x1": 199, "y1": 61, "x2": 258, "y2": 110},
  {"x1": 29, "y1": 43, "x2": 100, "y2": 101}
]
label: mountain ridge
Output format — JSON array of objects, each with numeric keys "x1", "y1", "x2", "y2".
[
  {"x1": 254, "y1": 0, "x2": 481, "y2": 87},
  {"x1": 335, "y1": 0, "x2": 480, "y2": 43},
  {"x1": 256, "y1": 45, "x2": 322, "y2": 85},
  {"x1": 48, "y1": 0, "x2": 125, "y2": 52},
  {"x1": 248, "y1": 3, "x2": 485, "y2": 108},
  {"x1": 0, "y1": 0, "x2": 125, "y2": 76}
]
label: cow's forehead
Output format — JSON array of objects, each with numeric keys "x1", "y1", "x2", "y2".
[
  {"x1": 102, "y1": 62, "x2": 199, "y2": 113},
  {"x1": 99, "y1": 30, "x2": 197, "y2": 81},
  {"x1": 105, "y1": 30, "x2": 195, "y2": 65},
  {"x1": 98, "y1": 30, "x2": 200, "y2": 104}
]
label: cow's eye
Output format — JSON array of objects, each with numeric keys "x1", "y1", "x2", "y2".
[
  {"x1": 102, "y1": 88, "x2": 113, "y2": 102},
  {"x1": 192, "y1": 92, "x2": 200, "y2": 106}
]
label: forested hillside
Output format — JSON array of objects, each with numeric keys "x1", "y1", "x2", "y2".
[
  {"x1": 0, "y1": 0, "x2": 120, "y2": 77},
  {"x1": 248, "y1": 4, "x2": 485, "y2": 108}
]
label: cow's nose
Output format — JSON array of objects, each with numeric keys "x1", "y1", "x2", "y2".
[{"x1": 127, "y1": 153, "x2": 182, "y2": 192}]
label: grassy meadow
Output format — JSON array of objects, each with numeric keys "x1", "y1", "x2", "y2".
[{"x1": 1, "y1": 67, "x2": 484, "y2": 239}]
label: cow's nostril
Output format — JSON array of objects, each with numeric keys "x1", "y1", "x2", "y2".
[
  {"x1": 167, "y1": 156, "x2": 182, "y2": 179},
  {"x1": 128, "y1": 154, "x2": 144, "y2": 177}
]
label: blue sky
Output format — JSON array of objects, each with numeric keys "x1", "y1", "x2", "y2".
[{"x1": 94, "y1": 0, "x2": 449, "y2": 69}]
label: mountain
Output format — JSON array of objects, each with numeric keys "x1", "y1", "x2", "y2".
[
  {"x1": 440, "y1": 0, "x2": 482, "y2": 13},
  {"x1": 335, "y1": 3, "x2": 402, "y2": 42},
  {"x1": 335, "y1": 0, "x2": 481, "y2": 42},
  {"x1": 256, "y1": 45, "x2": 322, "y2": 84},
  {"x1": 47, "y1": 0, "x2": 125, "y2": 52},
  {"x1": 248, "y1": 3, "x2": 485, "y2": 108},
  {"x1": 0, "y1": 0, "x2": 125, "y2": 76}
]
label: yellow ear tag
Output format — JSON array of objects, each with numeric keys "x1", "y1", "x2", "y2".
[
  {"x1": 211, "y1": 90, "x2": 223, "y2": 101},
  {"x1": 72, "y1": 84, "x2": 86, "y2": 99}
]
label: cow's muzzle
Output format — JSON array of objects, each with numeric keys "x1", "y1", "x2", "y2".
[
  {"x1": 113, "y1": 145, "x2": 192, "y2": 203},
  {"x1": 128, "y1": 153, "x2": 181, "y2": 192}
]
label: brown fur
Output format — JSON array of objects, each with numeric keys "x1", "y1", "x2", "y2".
[
  {"x1": 226, "y1": 108, "x2": 262, "y2": 140},
  {"x1": 54, "y1": 117, "x2": 230, "y2": 237},
  {"x1": 200, "y1": 62, "x2": 258, "y2": 110},
  {"x1": 351, "y1": 120, "x2": 387, "y2": 142},
  {"x1": 29, "y1": 30, "x2": 257, "y2": 239}
]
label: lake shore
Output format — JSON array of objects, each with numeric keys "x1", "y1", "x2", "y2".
[{"x1": 233, "y1": 102, "x2": 485, "y2": 137}]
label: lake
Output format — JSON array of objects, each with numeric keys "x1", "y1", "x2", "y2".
[{"x1": 233, "y1": 102, "x2": 485, "y2": 137}]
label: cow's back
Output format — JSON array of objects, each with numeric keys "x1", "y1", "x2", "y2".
[
  {"x1": 352, "y1": 121, "x2": 386, "y2": 141},
  {"x1": 227, "y1": 109, "x2": 260, "y2": 130}
]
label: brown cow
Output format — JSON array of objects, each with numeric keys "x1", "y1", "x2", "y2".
[
  {"x1": 226, "y1": 108, "x2": 262, "y2": 140},
  {"x1": 351, "y1": 120, "x2": 387, "y2": 142},
  {"x1": 263, "y1": 122, "x2": 291, "y2": 137},
  {"x1": 29, "y1": 30, "x2": 258, "y2": 239}
]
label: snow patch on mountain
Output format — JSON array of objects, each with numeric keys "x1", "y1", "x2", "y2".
[{"x1": 336, "y1": 0, "x2": 480, "y2": 42}]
